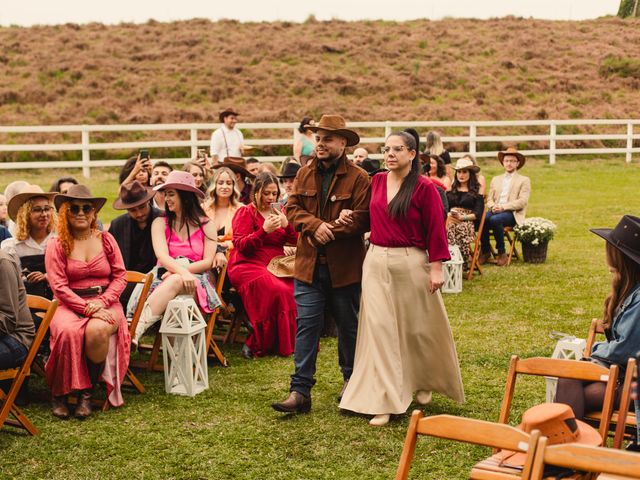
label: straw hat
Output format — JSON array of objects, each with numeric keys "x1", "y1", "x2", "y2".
[
  {"x1": 304, "y1": 114, "x2": 360, "y2": 147},
  {"x1": 591, "y1": 215, "x2": 640, "y2": 266},
  {"x1": 7, "y1": 184, "x2": 56, "y2": 221},
  {"x1": 54, "y1": 185, "x2": 107, "y2": 212},
  {"x1": 113, "y1": 181, "x2": 156, "y2": 210},
  {"x1": 153, "y1": 171, "x2": 205, "y2": 199},
  {"x1": 497, "y1": 146, "x2": 526, "y2": 169},
  {"x1": 452, "y1": 157, "x2": 480, "y2": 173},
  {"x1": 267, "y1": 255, "x2": 295, "y2": 278}
]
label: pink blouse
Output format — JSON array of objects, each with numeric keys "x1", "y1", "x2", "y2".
[{"x1": 368, "y1": 173, "x2": 450, "y2": 262}]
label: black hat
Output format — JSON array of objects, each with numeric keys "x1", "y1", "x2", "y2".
[
  {"x1": 591, "y1": 215, "x2": 640, "y2": 266},
  {"x1": 278, "y1": 162, "x2": 301, "y2": 179},
  {"x1": 360, "y1": 158, "x2": 385, "y2": 176}
]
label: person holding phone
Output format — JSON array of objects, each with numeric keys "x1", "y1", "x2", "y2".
[
  {"x1": 227, "y1": 172, "x2": 298, "y2": 359},
  {"x1": 556, "y1": 215, "x2": 640, "y2": 448},
  {"x1": 119, "y1": 151, "x2": 152, "y2": 186}
]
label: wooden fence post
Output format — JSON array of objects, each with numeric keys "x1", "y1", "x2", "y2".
[
  {"x1": 469, "y1": 124, "x2": 477, "y2": 156},
  {"x1": 549, "y1": 122, "x2": 557, "y2": 165},
  {"x1": 626, "y1": 122, "x2": 633, "y2": 163},
  {"x1": 81, "y1": 127, "x2": 91, "y2": 178},
  {"x1": 190, "y1": 128, "x2": 199, "y2": 160}
]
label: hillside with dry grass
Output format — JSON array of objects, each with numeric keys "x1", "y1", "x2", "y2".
[{"x1": 2, "y1": 16, "x2": 640, "y2": 126}]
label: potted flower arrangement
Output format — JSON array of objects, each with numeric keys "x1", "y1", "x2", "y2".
[{"x1": 513, "y1": 217, "x2": 557, "y2": 263}]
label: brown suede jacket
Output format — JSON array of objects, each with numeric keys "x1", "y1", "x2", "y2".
[{"x1": 286, "y1": 154, "x2": 371, "y2": 288}]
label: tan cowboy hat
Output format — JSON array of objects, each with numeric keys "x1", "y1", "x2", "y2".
[
  {"x1": 219, "y1": 107, "x2": 240, "y2": 122},
  {"x1": 153, "y1": 170, "x2": 205, "y2": 199},
  {"x1": 497, "y1": 146, "x2": 526, "y2": 169},
  {"x1": 305, "y1": 114, "x2": 360, "y2": 147},
  {"x1": 212, "y1": 157, "x2": 256, "y2": 179},
  {"x1": 54, "y1": 184, "x2": 107, "y2": 212},
  {"x1": 113, "y1": 181, "x2": 156, "y2": 210},
  {"x1": 8, "y1": 184, "x2": 57, "y2": 221},
  {"x1": 452, "y1": 157, "x2": 480, "y2": 173},
  {"x1": 497, "y1": 403, "x2": 601, "y2": 467},
  {"x1": 267, "y1": 255, "x2": 295, "y2": 278}
]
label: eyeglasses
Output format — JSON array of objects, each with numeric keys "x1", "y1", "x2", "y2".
[
  {"x1": 31, "y1": 206, "x2": 53, "y2": 214},
  {"x1": 380, "y1": 145, "x2": 408, "y2": 155},
  {"x1": 69, "y1": 204, "x2": 95, "y2": 216}
]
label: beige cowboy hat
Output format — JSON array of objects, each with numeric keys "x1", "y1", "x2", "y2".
[
  {"x1": 267, "y1": 255, "x2": 295, "y2": 278},
  {"x1": 452, "y1": 157, "x2": 480, "y2": 173},
  {"x1": 497, "y1": 403, "x2": 601, "y2": 467},
  {"x1": 304, "y1": 114, "x2": 360, "y2": 147},
  {"x1": 54, "y1": 184, "x2": 107, "y2": 213},
  {"x1": 8, "y1": 184, "x2": 57, "y2": 221},
  {"x1": 497, "y1": 146, "x2": 526, "y2": 169},
  {"x1": 113, "y1": 181, "x2": 156, "y2": 210}
]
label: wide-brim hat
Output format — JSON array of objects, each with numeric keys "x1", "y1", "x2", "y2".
[
  {"x1": 498, "y1": 146, "x2": 526, "y2": 169},
  {"x1": 267, "y1": 255, "x2": 295, "y2": 278},
  {"x1": 219, "y1": 107, "x2": 239, "y2": 122},
  {"x1": 497, "y1": 403, "x2": 601, "y2": 467},
  {"x1": 212, "y1": 157, "x2": 255, "y2": 179},
  {"x1": 113, "y1": 181, "x2": 156, "y2": 210},
  {"x1": 360, "y1": 158, "x2": 386, "y2": 176},
  {"x1": 54, "y1": 184, "x2": 107, "y2": 212},
  {"x1": 8, "y1": 184, "x2": 57, "y2": 221},
  {"x1": 305, "y1": 114, "x2": 360, "y2": 147},
  {"x1": 452, "y1": 157, "x2": 480, "y2": 173},
  {"x1": 153, "y1": 170, "x2": 205, "y2": 199},
  {"x1": 590, "y1": 215, "x2": 640, "y2": 267},
  {"x1": 278, "y1": 162, "x2": 301, "y2": 179}
]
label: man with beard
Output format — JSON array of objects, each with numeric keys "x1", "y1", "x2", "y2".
[
  {"x1": 150, "y1": 161, "x2": 172, "y2": 210},
  {"x1": 272, "y1": 115, "x2": 371, "y2": 414}
]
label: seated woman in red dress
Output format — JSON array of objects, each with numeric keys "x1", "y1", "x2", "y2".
[
  {"x1": 45, "y1": 185, "x2": 129, "y2": 419},
  {"x1": 227, "y1": 172, "x2": 298, "y2": 358}
]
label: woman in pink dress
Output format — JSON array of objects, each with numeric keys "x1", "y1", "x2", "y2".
[
  {"x1": 45, "y1": 185, "x2": 129, "y2": 419},
  {"x1": 131, "y1": 171, "x2": 220, "y2": 345},
  {"x1": 228, "y1": 172, "x2": 298, "y2": 358}
]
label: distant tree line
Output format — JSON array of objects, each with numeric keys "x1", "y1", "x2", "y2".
[{"x1": 618, "y1": 0, "x2": 640, "y2": 17}]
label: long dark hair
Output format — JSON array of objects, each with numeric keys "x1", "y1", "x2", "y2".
[
  {"x1": 602, "y1": 242, "x2": 640, "y2": 329},
  {"x1": 387, "y1": 131, "x2": 420, "y2": 219},
  {"x1": 251, "y1": 171, "x2": 280, "y2": 209},
  {"x1": 451, "y1": 169, "x2": 480, "y2": 195},
  {"x1": 165, "y1": 189, "x2": 210, "y2": 246}
]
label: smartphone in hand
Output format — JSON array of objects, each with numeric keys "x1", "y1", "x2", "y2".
[
  {"x1": 270, "y1": 202, "x2": 281, "y2": 213},
  {"x1": 139, "y1": 150, "x2": 149, "y2": 160}
]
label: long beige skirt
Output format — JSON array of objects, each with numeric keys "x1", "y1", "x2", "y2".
[{"x1": 339, "y1": 245, "x2": 465, "y2": 415}]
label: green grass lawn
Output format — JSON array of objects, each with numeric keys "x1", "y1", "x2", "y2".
[{"x1": 0, "y1": 159, "x2": 639, "y2": 479}]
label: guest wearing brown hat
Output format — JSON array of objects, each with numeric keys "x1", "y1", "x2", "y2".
[
  {"x1": 45, "y1": 185, "x2": 129, "y2": 418},
  {"x1": 479, "y1": 147, "x2": 531, "y2": 266},
  {"x1": 108, "y1": 181, "x2": 161, "y2": 307},
  {"x1": 210, "y1": 107, "x2": 246, "y2": 163},
  {"x1": 272, "y1": 114, "x2": 371, "y2": 414},
  {"x1": 556, "y1": 215, "x2": 640, "y2": 446}
]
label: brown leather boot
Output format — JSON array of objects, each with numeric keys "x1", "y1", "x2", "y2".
[
  {"x1": 51, "y1": 395, "x2": 70, "y2": 419},
  {"x1": 496, "y1": 253, "x2": 509, "y2": 266},
  {"x1": 337, "y1": 379, "x2": 349, "y2": 402},
  {"x1": 271, "y1": 391, "x2": 311, "y2": 413},
  {"x1": 74, "y1": 390, "x2": 93, "y2": 419},
  {"x1": 478, "y1": 252, "x2": 491, "y2": 265}
]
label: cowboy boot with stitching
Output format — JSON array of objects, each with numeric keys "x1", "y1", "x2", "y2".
[
  {"x1": 51, "y1": 395, "x2": 70, "y2": 419},
  {"x1": 131, "y1": 303, "x2": 161, "y2": 350},
  {"x1": 271, "y1": 391, "x2": 311, "y2": 413},
  {"x1": 74, "y1": 390, "x2": 93, "y2": 419}
]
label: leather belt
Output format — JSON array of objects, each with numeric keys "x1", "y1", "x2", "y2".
[
  {"x1": 71, "y1": 285, "x2": 108, "y2": 297},
  {"x1": 316, "y1": 255, "x2": 328, "y2": 265}
]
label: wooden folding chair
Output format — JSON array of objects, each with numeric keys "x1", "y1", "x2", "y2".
[
  {"x1": 582, "y1": 320, "x2": 638, "y2": 449},
  {"x1": 467, "y1": 204, "x2": 487, "y2": 280},
  {"x1": 530, "y1": 440, "x2": 640, "y2": 480},
  {"x1": 0, "y1": 296, "x2": 58, "y2": 436},
  {"x1": 396, "y1": 410, "x2": 543, "y2": 480}
]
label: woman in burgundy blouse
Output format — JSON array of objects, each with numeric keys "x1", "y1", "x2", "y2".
[{"x1": 338, "y1": 131, "x2": 465, "y2": 426}]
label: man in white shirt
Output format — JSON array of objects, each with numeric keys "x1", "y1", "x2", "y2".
[
  {"x1": 210, "y1": 107, "x2": 245, "y2": 163},
  {"x1": 479, "y1": 147, "x2": 531, "y2": 266}
]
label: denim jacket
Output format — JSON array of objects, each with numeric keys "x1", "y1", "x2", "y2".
[{"x1": 591, "y1": 282, "x2": 640, "y2": 443}]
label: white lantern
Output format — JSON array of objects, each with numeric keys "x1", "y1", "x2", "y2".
[
  {"x1": 442, "y1": 245, "x2": 464, "y2": 294},
  {"x1": 545, "y1": 334, "x2": 586, "y2": 402},
  {"x1": 159, "y1": 295, "x2": 209, "y2": 397}
]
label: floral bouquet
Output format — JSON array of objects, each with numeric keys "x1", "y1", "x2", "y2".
[{"x1": 514, "y1": 217, "x2": 557, "y2": 246}]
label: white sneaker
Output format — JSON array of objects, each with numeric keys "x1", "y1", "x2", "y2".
[{"x1": 369, "y1": 414, "x2": 391, "y2": 426}]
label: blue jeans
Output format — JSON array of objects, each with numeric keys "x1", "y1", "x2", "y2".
[
  {"x1": 290, "y1": 264, "x2": 360, "y2": 397},
  {"x1": 481, "y1": 210, "x2": 516, "y2": 254},
  {"x1": 0, "y1": 334, "x2": 28, "y2": 397}
]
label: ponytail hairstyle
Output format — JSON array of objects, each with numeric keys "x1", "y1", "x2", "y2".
[
  {"x1": 387, "y1": 131, "x2": 420, "y2": 219},
  {"x1": 602, "y1": 242, "x2": 640, "y2": 329}
]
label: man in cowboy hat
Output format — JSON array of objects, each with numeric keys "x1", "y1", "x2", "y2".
[
  {"x1": 278, "y1": 161, "x2": 301, "y2": 203},
  {"x1": 272, "y1": 114, "x2": 371, "y2": 414},
  {"x1": 108, "y1": 181, "x2": 161, "y2": 306},
  {"x1": 479, "y1": 146, "x2": 531, "y2": 267},
  {"x1": 210, "y1": 107, "x2": 247, "y2": 164},
  {"x1": 212, "y1": 157, "x2": 256, "y2": 205}
]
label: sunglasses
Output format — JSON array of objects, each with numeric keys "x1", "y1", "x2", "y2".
[{"x1": 69, "y1": 204, "x2": 95, "y2": 216}]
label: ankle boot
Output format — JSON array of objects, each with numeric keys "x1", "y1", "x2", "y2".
[
  {"x1": 51, "y1": 395, "x2": 70, "y2": 419},
  {"x1": 74, "y1": 390, "x2": 93, "y2": 419},
  {"x1": 132, "y1": 303, "x2": 161, "y2": 348},
  {"x1": 87, "y1": 360, "x2": 105, "y2": 386}
]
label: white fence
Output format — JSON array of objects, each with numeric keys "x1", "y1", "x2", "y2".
[{"x1": 0, "y1": 119, "x2": 638, "y2": 178}]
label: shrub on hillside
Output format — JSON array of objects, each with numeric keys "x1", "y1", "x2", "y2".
[{"x1": 599, "y1": 55, "x2": 640, "y2": 79}]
